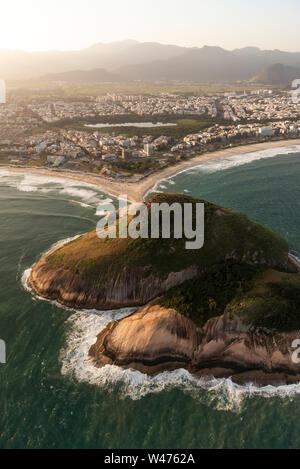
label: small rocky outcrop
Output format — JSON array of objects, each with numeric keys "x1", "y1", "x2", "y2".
[{"x1": 89, "y1": 302, "x2": 300, "y2": 385}]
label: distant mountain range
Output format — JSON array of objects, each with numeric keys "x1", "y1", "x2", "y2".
[
  {"x1": 1, "y1": 40, "x2": 185, "y2": 81},
  {"x1": 42, "y1": 68, "x2": 122, "y2": 83},
  {"x1": 2, "y1": 40, "x2": 300, "y2": 84},
  {"x1": 250, "y1": 63, "x2": 300, "y2": 85}
]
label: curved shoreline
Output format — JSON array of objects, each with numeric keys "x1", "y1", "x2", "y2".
[
  {"x1": 15, "y1": 141, "x2": 300, "y2": 391},
  {"x1": 2, "y1": 138, "x2": 300, "y2": 202}
]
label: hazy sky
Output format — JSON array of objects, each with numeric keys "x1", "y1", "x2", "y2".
[{"x1": 1, "y1": 0, "x2": 300, "y2": 52}]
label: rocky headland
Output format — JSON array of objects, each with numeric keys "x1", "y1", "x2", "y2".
[{"x1": 28, "y1": 193, "x2": 300, "y2": 384}]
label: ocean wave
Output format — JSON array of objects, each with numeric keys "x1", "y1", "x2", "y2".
[
  {"x1": 180, "y1": 145, "x2": 300, "y2": 176},
  {"x1": 148, "y1": 144, "x2": 300, "y2": 196},
  {"x1": 0, "y1": 171, "x2": 114, "y2": 209},
  {"x1": 190, "y1": 145, "x2": 300, "y2": 173},
  {"x1": 60, "y1": 187, "x2": 100, "y2": 204}
]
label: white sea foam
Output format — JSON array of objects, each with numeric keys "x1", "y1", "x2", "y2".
[
  {"x1": 21, "y1": 234, "x2": 83, "y2": 295},
  {"x1": 58, "y1": 306, "x2": 300, "y2": 408},
  {"x1": 0, "y1": 169, "x2": 13, "y2": 178},
  {"x1": 60, "y1": 187, "x2": 100, "y2": 204},
  {"x1": 17, "y1": 185, "x2": 39, "y2": 193},
  {"x1": 186, "y1": 145, "x2": 300, "y2": 175},
  {"x1": 21, "y1": 268, "x2": 33, "y2": 293},
  {"x1": 0, "y1": 171, "x2": 114, "y2": 209}
]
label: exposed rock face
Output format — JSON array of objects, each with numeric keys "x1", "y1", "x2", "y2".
[
  {"x1": 89, "y1": 303, "x2": 300, "y2": 385},
  {"x1": 288, "y1": 254, "x2": 300, "y2": 274},
  {"x1": 28, "y1": 255, "x2": 198, "y2": 310},
  {"x1": 89, "y1": 304, "x2": 200, "y2": 373}
]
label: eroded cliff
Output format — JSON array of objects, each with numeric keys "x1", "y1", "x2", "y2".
[{"x1": 89, "y1": 297, "x2": 300, "y2": 385}]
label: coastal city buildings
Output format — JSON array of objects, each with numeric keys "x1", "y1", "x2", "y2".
[
  {"x1": 20, "y1": 90, "x2": 300, "y2": 124},
  {"x1": 1, "y1": 88, "x2": 300, "y2": 175}
]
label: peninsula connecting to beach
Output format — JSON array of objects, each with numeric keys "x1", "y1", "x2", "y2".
[
  {"x1": 3, "y1": 138, "x2": 300, "y2": 203},
  {"x1": 5, "y1": 0, "x2": 300, "y2": 449},
  {"x1": 7, "y1": 82, "x2": 300, "y2": 387},
  {"x1": 3, "y1": 72, "x2": 300, "y2": 205},
  {"x1": 3, "y1": 69, "x2": 300, "y2": 389}
]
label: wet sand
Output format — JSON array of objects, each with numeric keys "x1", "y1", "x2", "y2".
[{"x1": 1, "y1": 138, "x2": 300, "y2": 202}]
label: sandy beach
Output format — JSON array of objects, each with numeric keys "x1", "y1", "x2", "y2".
[{"x1": 1, "y1": 138, "x2": 300, "y2": 202}]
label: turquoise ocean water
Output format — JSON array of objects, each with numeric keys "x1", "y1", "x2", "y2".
[{"x1": 1, "y1": 145, "x2": 300, "y2": 449}]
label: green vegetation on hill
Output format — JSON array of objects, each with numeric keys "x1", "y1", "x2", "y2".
[
  {"x1": 159, "y1": 262, "x2": 260, "y2": 327},
  {"x1": 42, "y1": 192, "x2": 300, "y2": 331},
  {"x1": 48, "y1": 193, "x2": 288, "y2": 281},
  {"x1": 159, "y1": 263, "x2": 300, "y2": 332},
  {"x1": 229, "y1": 273, "x2": 300, "y2": 332}
]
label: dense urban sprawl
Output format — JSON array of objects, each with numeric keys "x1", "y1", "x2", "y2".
[{"x1": 1, "y1": 88, "x2": 300, "y2": 177}]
